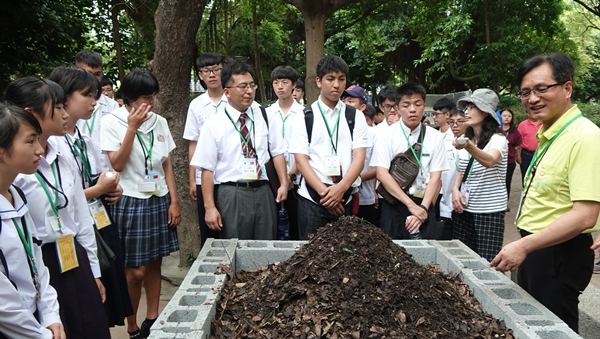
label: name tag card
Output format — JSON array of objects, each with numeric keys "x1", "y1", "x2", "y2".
[
  {"x1": 139, "y1": 171, "x2": 161, "y2": 195},
  {"x1": 56, "y1": 234, "x2": 79, "y2": 273},
  {"x1": 242, "y1": 158, "x2": 258, "y2": 180},
  {"x1": 414, "y1": 176, "x2": 427, "y2": 198},
  {"x1": 460, "y1": 183, "x2": 471, "y2": 206},
  {"x1": 88, "y1": 199, "x2": 111, "y2": 230},
  {"x1": 324, "y1": 155, "x2": 341, "y2": 176}
]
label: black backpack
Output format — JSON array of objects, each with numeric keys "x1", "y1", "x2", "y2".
[{"x1": 303, "y1": 105, "x2": 356, "y2": 143}]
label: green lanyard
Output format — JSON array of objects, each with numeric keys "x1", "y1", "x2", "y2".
[
  {"x1": 279, "y1": 111, "x2": 291, "y2": 139},
  {"x1": 523, "y1": 114, "x2": 582, "y2": 187},
  {"x1": 85, "y1": 107, "x2": 99, "y2": 135},
  {"x1": 34, "y1": 163, "x2": 62, "y2": 230},
  {"x1": 400, "y1": 123, "x2": 424, "y2": 168},
  {"x1": 317, "y1": 101, "x2": 341, "y2": 154},
  {"x1": 214, "y1": 100, "x2": 223, "y2": 113},
  {"x1": 224, "y1": 107, "x2": 255, "y2": 157},
  {"x1": 12, "y1": 218, "x2": 37, "y2": 273},
  {"x1": 136, "y1": 131, "x2": 154, "y2": 172},
  {"x1": 66, "y1": 134, "x2": 93, "y2": 185}
]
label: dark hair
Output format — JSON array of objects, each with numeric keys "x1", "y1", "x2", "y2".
[
  {"x1": 221, "y1": 62, "x2": 255, "y2": 88},
  {"x1": 114, "y1": 90, "x2": 122, "y2": 100},
  {"x1": 465, "y1": 114, "x2": 504, "y2": 149},
  {"x1": 75, "y1": 50, "x2": 103, "y2": 68},
  {"x1": 296, "y1": 80, "x2": 305, "y2": 91},
  {"x1": 196, "y1": 52, "x2": 225, "y2": 69},
  {"x1": 316, "y1": 56, "x2": 349, "y2": 79},
  {"x1": 0, "y1": 103, "x2": 42, "y2": 151},
  {"x1": 5, "y1": 77, "x2": 65, "y2": 119},
  {"x1": 378, "y1": 84, "x2": 398, "y2": 104},
  {"x1": 432, "y1": 97, "x2": 455, "y2": 113},
  {"x1": 397, "y1": 83, "x2": 426, "y2": 102},
  {"x1": 448, "y1": 106, "x2": 464, "y2": 118},
  {"x1": 49, "y1": 66, "x2": 101, "y2": 100},
  {"x1": 363, "y1": 104, "x2": 376, "y2": 120},
  {"x1": 500, "y1": 108, "x2": 516, "y2": 132},
  {"x1": 516, "y1": 53, "x2": 575, "y2": 88},
  {"x1": 120, "y1": 69, "x2": 160, "y2": 106},
  {"x1": 100, "y1": 77, "x2": 114, "y2": 87},
  {"x1": 271, "y1": 66, "x2": 298, "y2": 83}
]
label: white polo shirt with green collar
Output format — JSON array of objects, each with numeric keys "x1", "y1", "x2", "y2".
[{"x1": 517, "y1": 105, "x2": 600, "y2": 233}]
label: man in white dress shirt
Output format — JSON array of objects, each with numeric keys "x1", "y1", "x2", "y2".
[{"x1": 191, "y1": 62, "x2": 288, "y2": 240}]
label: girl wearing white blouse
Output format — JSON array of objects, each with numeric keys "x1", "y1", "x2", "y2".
[
  {"x1": 101, "y1": 69, "x2": 180, "y2": 338},
  {"x1": 7, "y1": 77, "x2": 111, "y2": 338},
  {"x1": 0, "y1": 103, "x2": 65, "y2": 339}
]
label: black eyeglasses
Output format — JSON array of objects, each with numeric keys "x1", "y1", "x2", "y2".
[
  {"x1": 226, "y1": 83, "x2": 258, "y2": 91},
  {"x1": 380, "y1": 104, "x2": 398, "y2": 112},
  {"x1": 200, "y1": 68, "x2": 222, "y2": 76},
  {"x1": 517, "y1": 82, "x2": 566, "y2": 99}
]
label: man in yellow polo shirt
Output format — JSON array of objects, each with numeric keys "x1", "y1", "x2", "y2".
[{"x1": 490, "y1": 53, "x2": 600, "y2": 333}]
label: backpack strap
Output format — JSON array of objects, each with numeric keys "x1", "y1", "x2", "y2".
[
  {"x1": 304, "y1": 104, "x2": 357, "y2": 144},
  {"x1": 345, "y1": 105, "x2": 356, "y2": 141},
  {"x1": 259, "y1": 106, "x2": 269, "y2": 128}
]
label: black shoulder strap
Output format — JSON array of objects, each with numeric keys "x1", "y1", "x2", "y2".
[
  {"x1": 260, "y1": 106, "x2": 268, "y2": 128},
  {"x1": 345, "y1": 105, "x2": 356, "y2": 141},
  {"x1": 304, "y1": 106, "x2": 314, "y2": 144},
  {"x1": 11, "y1": 185, "x2": 27, "y2": 204},
  {"x1": 462, "y1": 156, "x2": 476, "y2": 183}
]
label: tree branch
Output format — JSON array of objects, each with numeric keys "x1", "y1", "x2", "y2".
[
  {"x1": 448, "y1": 54, "x2": 481, "y2": 82},
  {"x1": 573, "y1": 0, "x2": 600, "y2": 17}
]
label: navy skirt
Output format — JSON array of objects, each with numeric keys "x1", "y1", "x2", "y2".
[{"x1": 111, "y1": 194, "x2": 179, "y2": 267}]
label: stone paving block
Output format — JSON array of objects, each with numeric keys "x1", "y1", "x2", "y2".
[
  {"x1": 235, "y1": 240, "x2": 306, "y2": 272},
  {"x1": 429, "y1": 240, "x2": 479, "y2": 274},
  {"x1": 392, "y1": 240, "x2": 437, "y2": 265}
]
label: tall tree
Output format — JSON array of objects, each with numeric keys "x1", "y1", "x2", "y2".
[
  {"x1": 152, "y1": 0, "x2": 206, "y2": 268},
  {"x1": 284, "y1": 0, "x2": 362, "y2": 102}
]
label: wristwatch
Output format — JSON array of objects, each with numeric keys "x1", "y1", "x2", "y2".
[{"x1": 288, "y1": 172, "x2": 297, "y2": 181}]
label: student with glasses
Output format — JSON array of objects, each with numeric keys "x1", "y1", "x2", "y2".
[
  {"x1": 183, "y1": 52, "x2": 228, "y2": 247},
  {"x1": 192, "y1": 61, "x2": 289, "y2": 240}
]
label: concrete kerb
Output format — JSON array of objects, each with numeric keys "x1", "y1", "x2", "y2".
[{"x1": 149, "y1": 239, "x2": 582, "y2": 339}]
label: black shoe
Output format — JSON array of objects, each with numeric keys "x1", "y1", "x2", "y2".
[
  {"x1": 140, "y1": 318, "x2": 157, "y2": 338},
  {"x1": 506, "y1": 207, "x2": 511, "y2": 212},
  {"x1": 128, "y1": 329, "x2": 142, "y2": 339}
]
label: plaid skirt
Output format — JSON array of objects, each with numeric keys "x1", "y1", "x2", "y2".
[
  {"x1": 111, "y1": 194, "x2": 179, "y2": 267},
  {"x1": 452, "y1": 210, "x2": 505, "y2": 262}
]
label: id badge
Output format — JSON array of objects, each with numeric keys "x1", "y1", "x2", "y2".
[
  {"x1": 46, "y1": 210, "x2": 62, "y2": 233},
  {"x1": 284, "y1": 151, "x2": 290, "y2": 164},
  {"x1": 324, "y1": 155, "x2": 341, "y2": 176},
  {"x1": 88, "y1": 199, "x2": 111, "y2": 230},
  {"x1": 141, "y1": 171, "x2": 161, "y2": 195},
  {"x1": 413, "y1": 176, "x2": 427, "y2": 198},
  {"x1": 56, "y1": 234, "x2": 79, "y2": 273},
  {"x1": 242, "y1": 158, "x2": 258, "y2": 180},
  {"x1": 460, "y1": 183, "x2": 471, "y2": 206}
]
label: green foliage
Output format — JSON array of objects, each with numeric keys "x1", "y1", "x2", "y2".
[
  {"x1": 186, "y1": 252, "x2": 197, "y2": 263},
  {"x1": 0, "y1": 0, "x2": 93, "y2": 93}
]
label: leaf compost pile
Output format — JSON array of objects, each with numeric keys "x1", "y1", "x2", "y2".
[{"x1": 211, "y1": 216, "x2": 514, "y2": 338}]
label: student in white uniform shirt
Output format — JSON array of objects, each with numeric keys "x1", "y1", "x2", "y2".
[
  {"x1": 371, "y1": 83, "x2": 449, "y2": 239},
  {"x1": 266, "y1": 65, "x2": 304, "y2": 239},
  {"x1": 75, "y1": 50, "x2": 120, "y2": 170},
  {"x1": 183, "y1": 52, "x2": 227, "y2": 247},
  {"x1": 101, "y1": 69, "x2": 180, "y2": 338},
  {"x1": 7, "y1": 77, "x2": 111, "y2": 338},
  {"x1": 375, "y1": 84, "x2": 400, "y2": 132},
  {"x1": 289, "y1": 56, "x2": 369, "y2": 239},
  {"x1": 192, "y1": 61, "x2": 289, "y2": 240},
  {"x1": 341, "y1": 85, "x2": 379, "y2": 226},
  {"x1": 0, "y1": 103, "x2": 65, "y2": 339},
  {"x1": 432, "y1": 97, "x2": 458, "y2": 239},
  {"x1": 49, "y1": 66, "x2": 134, "y2": 328}
]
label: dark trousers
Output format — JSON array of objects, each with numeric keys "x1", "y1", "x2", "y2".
[
  {"x1": 506, "y1": 162, "x2": 516, "y2": 201},
  {"x1": 197, "y1": 184, "x2": 220, "y2": 247},
  {"x1": 380, "y1": 197, "x2": 421, "y2": 239},
  {"x1": 520, "y1": 149, "x2": 535, "y2": 185},
  {"x1": 517, "y1": 231, "x2": 594, "y2": 333},
  {"x1": 282, "y1": 185, "x2": 300, "y2": 240},
  {"x1": 356, "y1": 204, "x2": 380, "y2": 226},
  {"x1": 441, "y1": 217, "x2": 453, "y2": 240},
  {"x1": 297, "y1": 195, "x2": 351, "y2": 240}
]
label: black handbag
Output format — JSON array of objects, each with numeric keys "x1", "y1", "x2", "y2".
[{"x1": 94, "y1": 227, "x2": 116, "y2": 273}]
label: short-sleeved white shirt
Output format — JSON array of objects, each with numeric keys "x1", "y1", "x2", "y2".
[
  {"x1": 183, "y1": 92, "x2": 227, "y2": 185},
  {"x1": 370, "y1": 120, "x2": 449, "y2": 196},
  {"x1": 266, "y1": 99, "x2": 305, "y2": 185},
  {"x1": 440, "y1": 128, "x2": 459, "y2": 218},
  {"x1": 191, "y1": 103, "x2": 285, "y2": 184},
  {"x1": 101, "y1": 106, "x2": 176, "y2": 199},
  {"x1": 76, "y1": 94, "x2": 119, "y2": 170},
  {"x1": 288, "y1": 97, "x2": 370, "y2": 204},
  {"x1": 457, "y1": 133, "x2": 508, "y2": 213},
  {"x1": 359, "y1": 126, "x2": 376, "y2": 205}
]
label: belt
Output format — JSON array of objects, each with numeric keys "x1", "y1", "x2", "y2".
[
  {"x1": 221, "y1": 180, "x2": 267, "y2": 188},
  {"x1": 521, "y1": 149, "x2": 535, "y2": 155},
  {"x1": 519, "y1": 229, "x2": 592, "y2": 240}
]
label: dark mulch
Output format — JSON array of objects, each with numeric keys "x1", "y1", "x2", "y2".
[{"x1": 210, "y1": 216, "x2": 514, "y2": 338}]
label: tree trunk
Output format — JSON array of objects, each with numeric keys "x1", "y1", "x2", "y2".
[
  {"x1": 153, "y1": 0, "x2": 206, "y2": 268},
  {"x1": 252, "y1": 8, "x2": 267, "y2": 102},
  {"x1": 285, "y1": 0, "x2": 362, "y2": 104},
  {"x1": 224, "y1": 0, "x2": 229, "y2": 58},
  {"x1": 110, "y1": 0, "x2": 125, "y2": 81}
]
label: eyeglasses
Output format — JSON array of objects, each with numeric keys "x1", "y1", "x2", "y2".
[
  {"x1": 431, "y1": 112, "x2": 446, "y2": 117},
  {"x1": 516, "y1": 81, "x2": 566, "y2": 99},
  {"x1": 449, "y1": 120, "x2": 465, "y2": 126},
  {"x1": 380, "y1": 104, "x2": 398, "y2": 112},
  {"x1": 227, "y1": 83, "x2": 258, "y2": 91},
  {"x1": 200, "y1": 68, "x2": 222, "y2": 76},
  {"x1": 462, "y1": 105, "x2": 476, "y2": 113}
]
